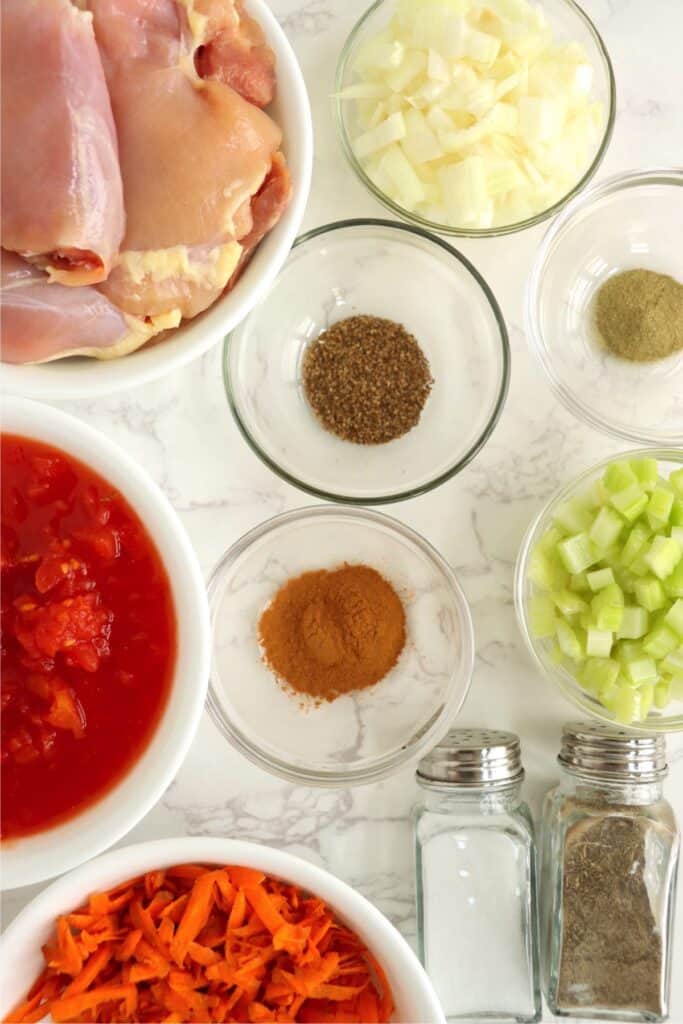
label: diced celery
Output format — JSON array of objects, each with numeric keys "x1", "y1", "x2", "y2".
[
  {"x1": 553, "y1": 498, "x2": 593, "y2": 534},
  {"x1": 671, "y1": 499, "x2": 683, "y2": 526},
  {"x1": 579, "y1": 610, "x2": 593, "y2": 630},
  {"x1": 662, "y1": 599, "x2": 683, "y2": 639},
  {"x1": 671, "y1": 677, "x2": 683, "y2": 701},
  {"x1": 638, "y1": 683, "x2": 655, "y2": 719},
  {"x1": 670, "y1": 468, "x2": 683, "y2": 497},
  {"x1": 614, "y1": 568, "x2": 638, "y2": 594},
  {"x1": 609, "y1": 484, "x2": 648, "y2": 523},
  {"x1": 614, "y1": 686, "x2": 640, "y2": 724},
  {"x1": 634, "y1": 577, "x2": 666, "y2": 612},
  {"x1": 671, "y1": 526, "x2": 683, "y2": 548},
  {"x1": 620, "y1": 523, "x2": 651, "y2": 566},
  {"x1": 589, "y1": 506, "x2": 624, "y2": 550},
  {"x1": 661, "y1": 648, "x2": 683, "y2": 679},
  {"x1": 663, "y1": 562, "x2": 683, "y2": 599},
  {"x1": 529, "y1": 547, "x2": 569, "y2": 592},
  {"x1": 577, "y1": 656, "x2": 619, "y2": 693},
  {"x1": 556, "y1": 619, "x2": 583, "y2": 661},
  {"x1": 631, "y1": 458, "x2": 659, "y2": 492},
  {"x1": 642, "y1": 624, "x2": 680, "y2": 660},
  {"x1": 551, "y1": 589, "x2": 588, "y2": 616},
  {"x1": 586, "y1": 628, "x2": 613, "y2": 657},
  {"x1": 625, "y1": 657, "x2": 658, "y2": 687},
  {"x1": 591, "y1": 583, "x2": 624, "y2": 631},
  {"x1": 616, "y1": 606, "x2": 649, "y2": 640},
  {"x1": 539, "y1": 525, "x2": 567, "y2": 551},
  {"x1": 603, "y1": 461, "x2": 637, "y2": 492},
  {"x1": 586, "y1": 568, "x2": 615, "y2": 592},
  {"x1": 654, "y1": 679, "x2": 671, "y2": 708},
  {"x1": 646, "y1": 487, "x2": 674, "y2": 530},
  {"x1": 615, "y1": 639, "x2": 643, "y2": 666},
  {"x1": 599, "y1": 680, "x2": 620, "y2": 712},
  {"x1": 557, "y1": 532, "x2": 598, "y2": 574},
  {"x1": 644, "y1": 536, "x2": 683, "y2": 580},
  {"x1": 529, "y1": 595, "x2": 556, "y2": 638},
  {"x1": 570, "y1": 572, "x2": 589, "y2": 592},
  {"x1": 548, "y1": 640, "x2": 564, "y2": 666},
  {"x1": 629, "y1": 554, "x2": 651, "y2": 578}
]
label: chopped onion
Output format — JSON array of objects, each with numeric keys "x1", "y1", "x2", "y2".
[{"x1": 342, "y1": 0, "x2": 604, "y2": 228}]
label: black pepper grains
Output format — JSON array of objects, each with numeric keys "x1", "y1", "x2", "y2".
[{"x1": 302, "y1": 315, "x2": 433, "y2": 445}]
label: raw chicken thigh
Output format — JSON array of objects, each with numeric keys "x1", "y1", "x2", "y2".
[
  {"x1": 1, "y1": 0, "x2": 124, "y2": 286},
  {"x1": 0, "y1": 0, "x2": 291, "y2": 365}
]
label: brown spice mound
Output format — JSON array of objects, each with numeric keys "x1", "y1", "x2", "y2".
[
  {"x1": 557, "y1": 813, "x2": 664, "y2": 1015},
  {"x1": 595, "y1": 268, "x2": 683, "y2": 362},
  {"x1": 302, "y1": 315, "x2": 433, "y2": 444},
  {"x1": 258, "y1": 563, "x2": 406, "y2": 701}
]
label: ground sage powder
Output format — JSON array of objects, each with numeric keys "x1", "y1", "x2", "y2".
[
  {"x1": 557, "y1": 811, "x2": 664, "y2": 1015},
  {"x1": 302, "y1": 315, "x2": 433, "y2": 444},
  {"x1": 595, "y1": 268, "x2": 683, "y2": 362}
]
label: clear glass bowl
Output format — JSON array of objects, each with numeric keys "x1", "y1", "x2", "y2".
[
  {"x1": 207, "y1": 505, "x2": 475, "y2": 784},
  {"x1": 514, "y1": 449, "x2": 683, "y2": 732},
  {"x1": 525, "y1": 168, "x2": 683, "y2": 444},
  {"x1": 224, "y1": 219, "x2": 509, "y2": 504},
  {"x1": 334, "y1": 0, "x2": 615, "y2": 238}
]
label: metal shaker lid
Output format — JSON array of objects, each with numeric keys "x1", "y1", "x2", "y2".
[
  {"x1": 417, "y1": 728, "x2": 524, "y2": 789},
  {"x1": 559, "y1": 720, "x2": 667, "y2": 782}
]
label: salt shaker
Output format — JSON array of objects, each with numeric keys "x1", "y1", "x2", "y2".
[
  {"x1": 541, "y1": 722, "x2": 680, "y2": 1021},
  {"x1": 414, "y1": 729, "x2": 541, "y2": 1022}
]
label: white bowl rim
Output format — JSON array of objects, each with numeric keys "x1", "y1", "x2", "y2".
[
  {"x1": 0, "y1": 0, "x2": 313, "y2": 401},
  {"x1": 1, "y1": 398, "x2": 211, "y2": 886},
  {"x1": 0, "y1": 836, "x2": 446, "y2": 1024},
  {"x1": 207, "y1": 502, "x2": 476, "y2": 785},
  {"x1": 524, "y1": 166, "x2": 683, "y2": 446},
  {"x1": 513, "y1": 445, "x2": 683, "y2": 731}
]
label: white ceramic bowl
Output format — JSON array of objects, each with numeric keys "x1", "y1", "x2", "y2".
[
  {"x1": 2, "y1": 399, "x2": 211, "y2": 888},
  {"x1": 1, "y1": 0, "x2": 313, "y2": 401},
  {"x1": 0, "y1": 837, "x2": 445, "y2": 1024}
]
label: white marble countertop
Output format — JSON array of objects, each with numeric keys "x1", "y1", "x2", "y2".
[{"x1": 3, "y1": 0, "x2": 683, "y2": 1020}]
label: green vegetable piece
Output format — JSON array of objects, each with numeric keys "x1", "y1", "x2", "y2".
[
  {"x1": 671, "y1": 499, "x2": 683, "y2": 526},
  {"x1": 664, "y1": 599, "x2": 683, "y2": 638},
  {"x1": 557, "y1": 532, "x2": 599, "y2": 575},
  {"x1": 586, "y1": 568, "x2": 615, "y2": 592},
  {"x1": 638, "y1": 683, "x2": 655, "y2": 719},
  {"x1": 539, "y1": 526, "x2": 567, "y2": 551},
  {"x1": 548, "y1": 641, "x2": 564, "y2": 666},
  {"x1": 577, "y1": 657, "x2": 619, "y2": 693},
  {"x1": 616, "y1": 606, "x2": 649, "y2": 640},
  {"x1": 634, "y1": 577, "x2": 666, "y2": 612},
  {"x1": 644, "y1": 536, "x2": 683, "y2": 580},
  {"x1": 642, "y1": 624, "x2": 680, "y2": 659},
  {"x1": 589, "y1": 506, "x2": 624, "y2": 550},
  {"x1": 625, "y1": 657, "x2": 658, "y2": 687},
  {"x1": 654, "y1": 680, "x2": 671, "y2": 709},
  {"x1": 631, "y1": 458, "x2": 659, "y2": 491},
  {"x1": 590, "y1": 583, "x2": 624, "y2": 631},
  {"x1": 661, "y1": 648, "x2": 683, "y2": 679},
  {"x1": 529, "y1": 595, "x2": 556, "y2": 638},
  {"x1": 670, "y1": 468, "x2": 683, "y2": 497},
  {"x1": 528, "y1": 546, "x2": 569, "y2": 591},
  {"x1": 646, "y1": 487, "x2": 674, "y2": 530},
  {"x1": 620, "y1": 523, "x2": 651, "y2": 566},
  {"x1": 586, "y1": 628, "x2": 613, "y2": 658},
  {"x1": 570, "y1": 572, "x2": 589, "y2": 593},
  {"x1": 629, "y1": 553, "x2": 651, "y2": 578},
  {"x1": 609, "y1": 483, "x2": 648, "y2": 523},
  {"x1": 599, "y1": 680, "x2": 620, "y2": 711},
  {"x1": 614, "y1": 686, "x2": 640, "y2": 724},
  {"x1": 663, "y1": 561, "x2": 683, "y2": 599},
  {"x1": 552, "y1": 498, "x2": 593, "y2": 535},
  {"x1": 670, "y1": 526, "x2": 683, "y2": 548},
  {"x1": 603, "y1": 461, "x2": 637, "y2": 493},
  {"x1": 551, "y1": 589, "x2": 588, "y2": 617},
  {"x1": 556, "y1": 619, "x2": 584, "y2": 662},
  {"x1": 671, "y1": 677, "x2": 683, "y2": 701}
]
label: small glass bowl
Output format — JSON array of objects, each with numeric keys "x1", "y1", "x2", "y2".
[
  {"x1": 515, "y1": 448, "x2": 683, "y2": 733},
  {"x1": 207, "y1": 505, "x2": 475, "y2": 785},
  {"x1": 334, "y1": 0, "x2": 615, "y2": 238},
  {"x1": 224, "y1": 219, "x2": 509, "y2": 504},
  {"x1": 525, "y1": 168, "x2": 683, "y2": 444}
]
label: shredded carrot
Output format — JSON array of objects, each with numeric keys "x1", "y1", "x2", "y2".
[{"x1": 6, "y1": 864, "x2": 394, "y2": 1023}]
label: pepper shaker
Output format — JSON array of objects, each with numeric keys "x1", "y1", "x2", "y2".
[
  {"x1": 414, "y1": 729, "x2": 541, "y2": 1022},
  {"x1": 541, "y1": 722, "x2": 680, "y2": 1021}
]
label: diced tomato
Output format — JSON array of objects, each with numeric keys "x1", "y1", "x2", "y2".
[
  {"x1": 15, "y1": 593, "x2": 112, "y2": 667},
  {"x1": 45, "y1": 687, "x2": 86, "y2": 739}
]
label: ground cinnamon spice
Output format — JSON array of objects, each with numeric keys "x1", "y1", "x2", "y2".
[{"x1": 258, "y1": 563, "x2": 406, "y2": 702}]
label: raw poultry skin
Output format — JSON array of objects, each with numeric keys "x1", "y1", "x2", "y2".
[
  {"x1": 192, "y1": 0, "x2": 276, "y2": 108},
  {"x1": 0, "y1": 252, "x2": 173, "y2": 364},
  {"x1": 92, "y1": 0, "x2": 288, "y2": 321},
  {"x1": 0, "y1": 0, "x2": 124, "y2": 286}
]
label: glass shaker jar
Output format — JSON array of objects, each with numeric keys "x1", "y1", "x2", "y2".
[
  {"x1": 541, "y1": 721, "x2": 680, "y2": 1021},
  {"x1": 414, "y1": 729, "x2": 541, "y2": 1022}
]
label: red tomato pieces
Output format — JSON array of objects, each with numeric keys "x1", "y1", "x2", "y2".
[{"x1": 1, "y1": 434, "x2": 176, "y2": 838}]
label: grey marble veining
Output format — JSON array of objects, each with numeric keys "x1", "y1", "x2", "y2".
[{"x1": 3, "y1": 1, "x2": 683, "y2": 1020}]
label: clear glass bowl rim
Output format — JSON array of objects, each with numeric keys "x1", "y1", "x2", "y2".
[
  {"x1": 206, "y1": 503, "x2": 476, "y2": 784},
  {"x1": 524, "y1": 167, "x2": 683, "y2": 446},
  {"x1": 223, "y1": 217, "x2": 510, "y2": 505},
  {"x1": 514, "y1": 447, "x2": 683, "y2": 733},
  {"x1": 333, "y1": 0, "x2": 616, "y2": 238}
]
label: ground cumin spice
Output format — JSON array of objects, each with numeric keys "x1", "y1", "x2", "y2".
[
  {"x1": 557, "y1": 812, "x2": 664, "y2": 1015},
  {"x1": 302, "y1": 315, "x2": 433, "y2": 444},
  {"x1": 595, "y1": 268, "x2": 683, "y2": 362},
  {"x1": 258, "y1": 563, "x2": 406, "y2": 701}
]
